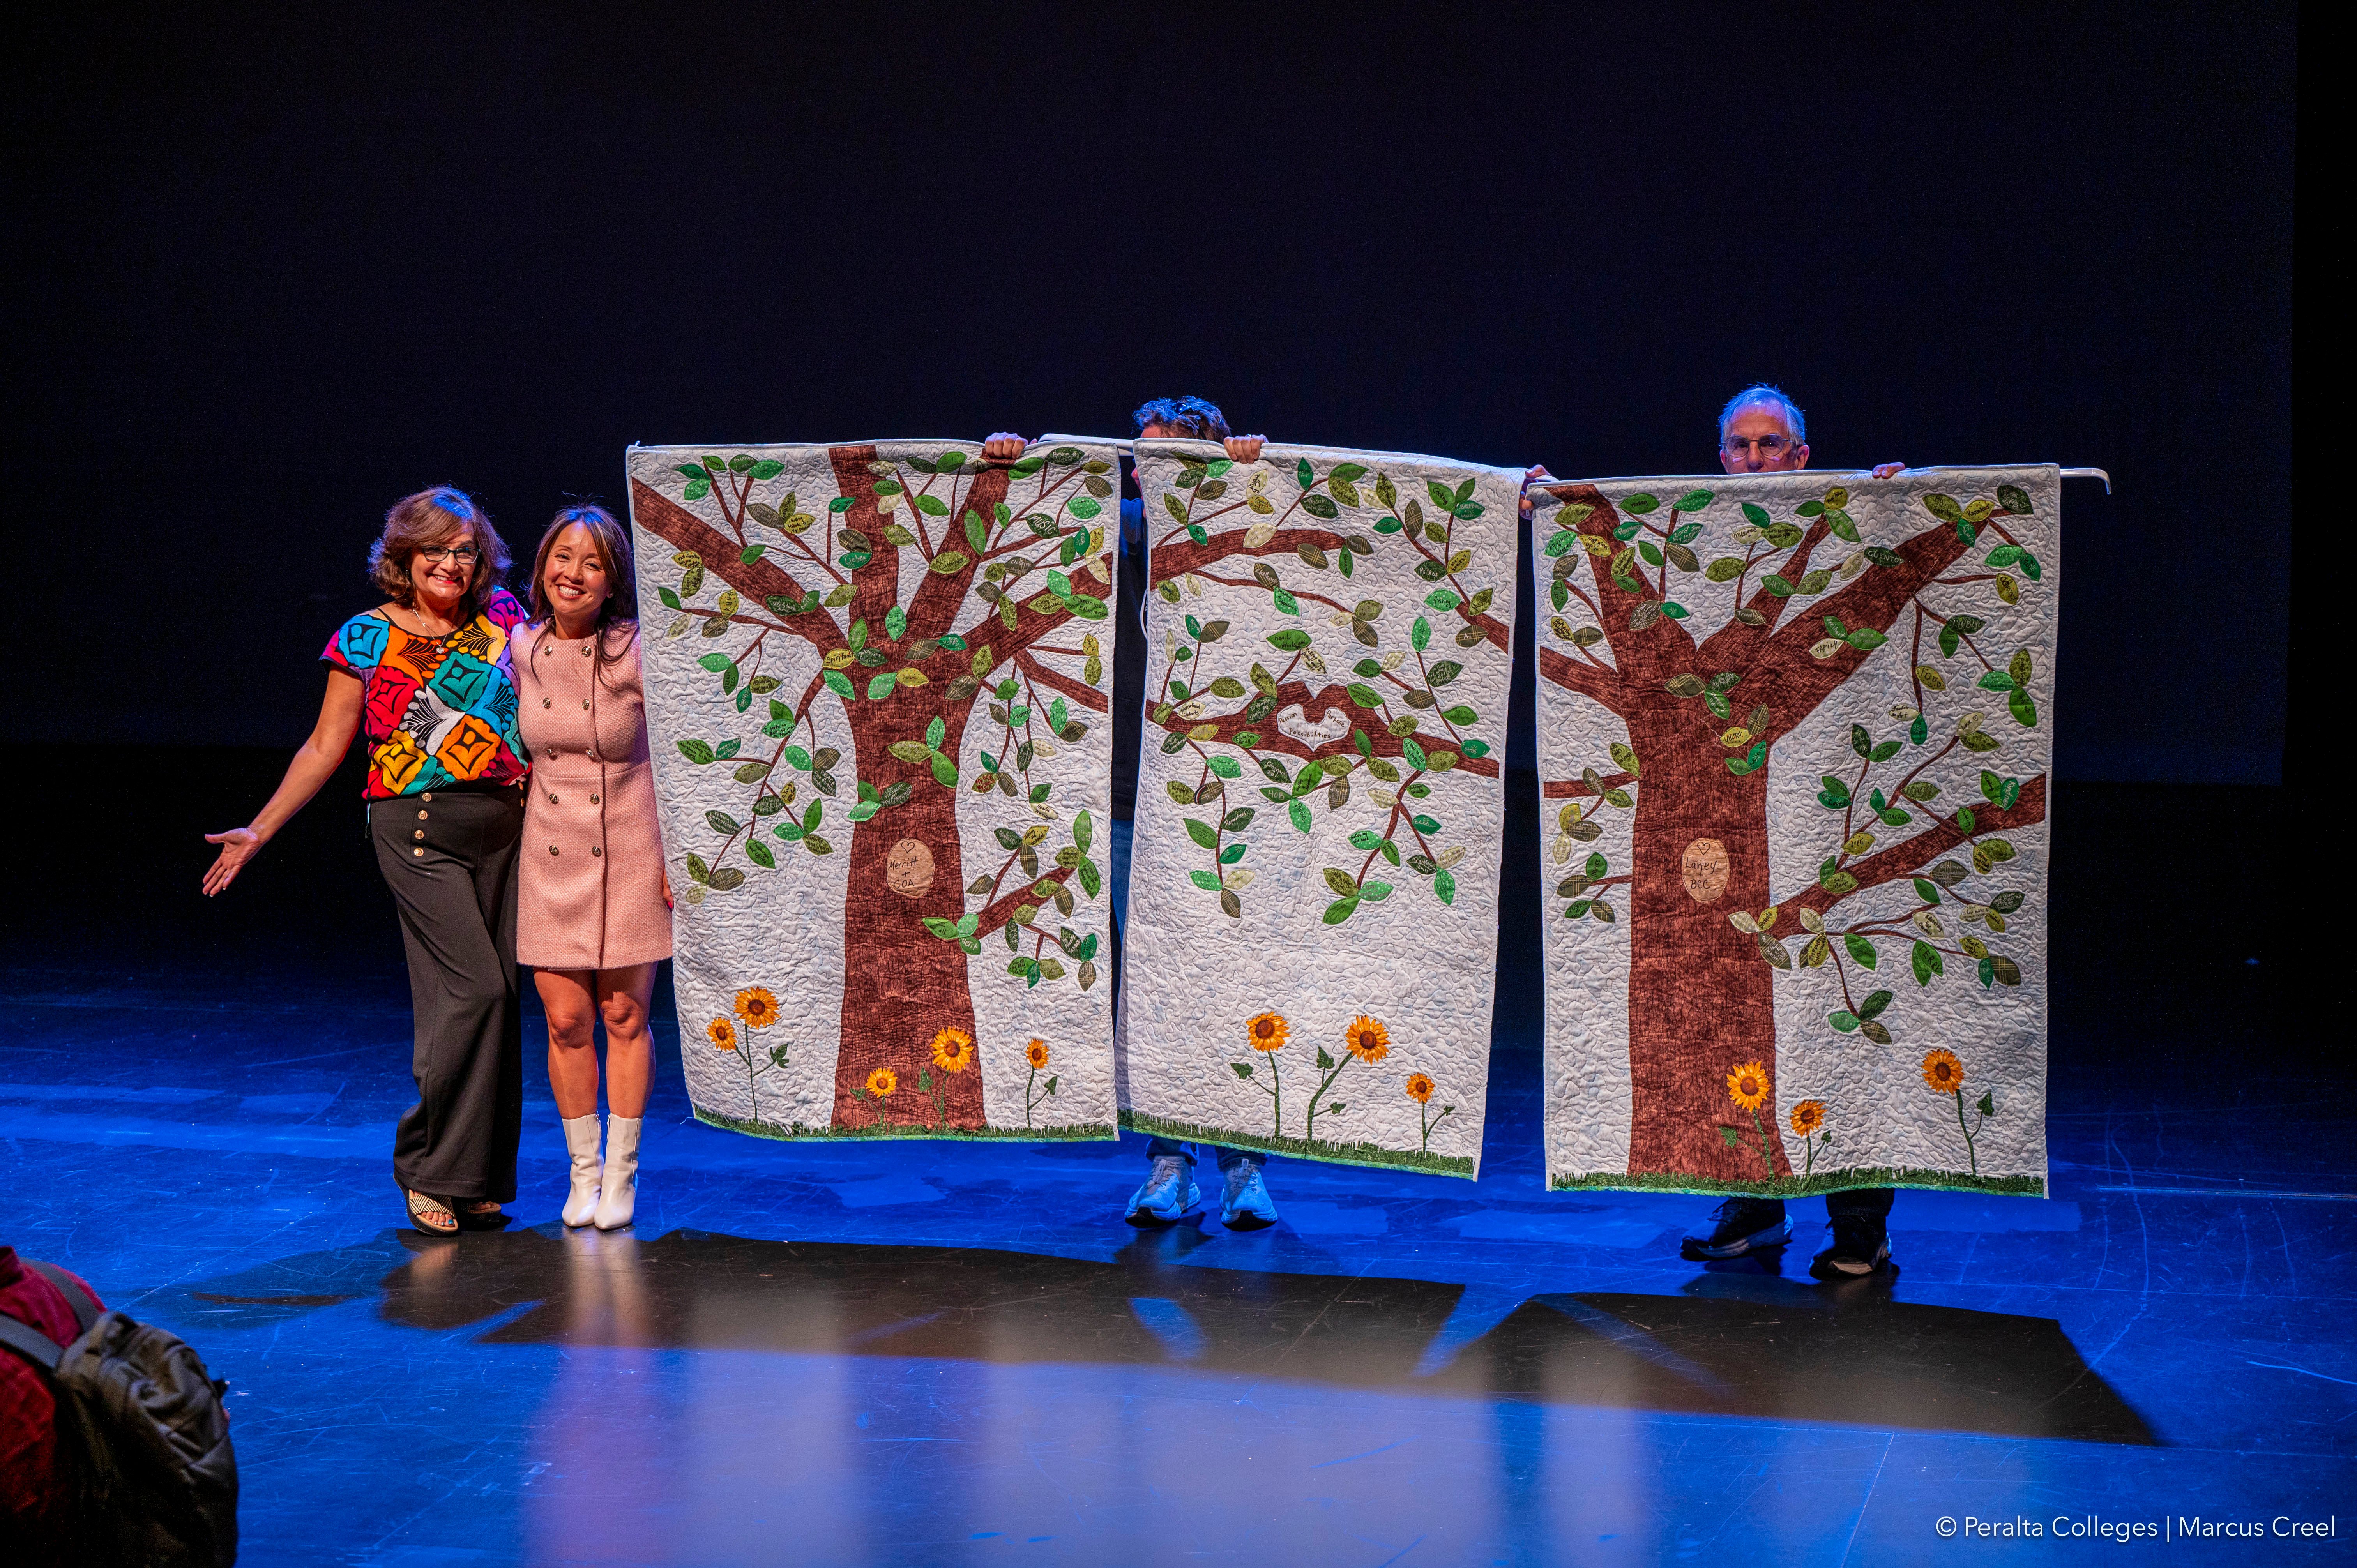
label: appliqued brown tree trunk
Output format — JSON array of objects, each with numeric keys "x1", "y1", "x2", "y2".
[
  {"x1": 1621, "y1": 701, "x2": 1786, "y2": 1177},
  {"x1": 833, "y1": 705, "x2": 982, "y2": 1127}
]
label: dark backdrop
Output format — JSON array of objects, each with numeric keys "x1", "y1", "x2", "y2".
[{"x1": 3, "y1": 3, "x2": 2292, "y2": 782}]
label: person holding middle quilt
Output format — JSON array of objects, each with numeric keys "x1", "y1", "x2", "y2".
[{"x1": 989, "y1": 400, "x2": 1283, "y2": 1229}]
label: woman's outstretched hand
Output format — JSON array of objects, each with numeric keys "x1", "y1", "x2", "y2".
[
  {"x1": 205, "y1": 669, "x2": 363, "y2": 899},
  {"x1": 202, "y1": 828, "x2": 263, "y2": 896}
]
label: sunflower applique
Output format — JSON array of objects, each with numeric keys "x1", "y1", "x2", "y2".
[
  {"x1": 1343, "y1": 1015, "x2": 1391, "y2": 1064},
  {"x1": 931, "y1": 1026, "x2": 977, "y2": 1074}
]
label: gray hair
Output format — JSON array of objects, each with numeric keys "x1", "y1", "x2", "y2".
[{"x1": 1717, "y1": 383, "x2": 1806, "y2": 445}]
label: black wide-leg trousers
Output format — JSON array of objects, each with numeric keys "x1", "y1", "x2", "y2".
[{"x1": 370, "y1": 786, "x2": 525, "y2": 1203}]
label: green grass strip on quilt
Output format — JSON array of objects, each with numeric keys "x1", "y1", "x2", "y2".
[
  {"x1": 696, "y1": 1107, "x2": 1117, "y2": 1142},
  {"x1": 1119, "y1": 1109, "x2": 1477, "y2": 1178},
  {"x1": 1548, "y1": 1165, "x2": 2044, "y2": 1198}
]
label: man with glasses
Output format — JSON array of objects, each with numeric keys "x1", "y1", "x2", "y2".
[
  {"x1": 1716, "y1": 383, "x2": 1905, "y2": 479},
  {"x1": 1681, "y1": 383, "x2": 1909, "y2": 1279}
]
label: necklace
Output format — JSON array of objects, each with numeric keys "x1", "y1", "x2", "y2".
[{"x1": 387, "y1": 604, "x2": 472, "y2": 640}]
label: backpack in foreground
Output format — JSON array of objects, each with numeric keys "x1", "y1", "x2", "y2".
[{"x1": 0, "y1": 1259, "x2": 239, "y2": 1567}]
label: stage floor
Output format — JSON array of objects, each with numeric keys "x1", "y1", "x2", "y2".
[{"x1": 2, "y1": 778, "x2": 2346, "y2": 1564}]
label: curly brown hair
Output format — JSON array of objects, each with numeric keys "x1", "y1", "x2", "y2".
[{"x1": 369, "y1": 487, "x2": 511, "y2": 613}]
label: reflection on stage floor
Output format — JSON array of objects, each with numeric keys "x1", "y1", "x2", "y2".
[
  {"x1": 187, "y1": 1228, "x2": 2156, "y2": 1446},
  {"x1": 3, "y1": 776, "x2": 2345, "y2": 1563}
]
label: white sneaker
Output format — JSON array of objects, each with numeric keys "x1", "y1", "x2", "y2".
[{"x1": 1124, "y1": 1154, "x2": 1201, "y2": 1226}]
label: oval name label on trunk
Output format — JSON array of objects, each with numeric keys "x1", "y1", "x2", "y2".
[
  {"x1": 1681, "y1": 837, "x2": 1730, "y2": 903},
  {"x1": 885, "y1": 837, "x2": 936, "y2": 899}
]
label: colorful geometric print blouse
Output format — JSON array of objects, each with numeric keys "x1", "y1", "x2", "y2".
[{"x1": 321, "y1": 588, "x2": 530, "y2": 800}]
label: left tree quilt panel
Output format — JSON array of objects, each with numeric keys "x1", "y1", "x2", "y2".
[{"x1": 627, "y1": 440, "x2": 1122, "y2": 1142}]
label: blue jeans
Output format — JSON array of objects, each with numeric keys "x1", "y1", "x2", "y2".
[{"x1": 1148, "y1": 1138, "x2": 1262, "y2": 1174}]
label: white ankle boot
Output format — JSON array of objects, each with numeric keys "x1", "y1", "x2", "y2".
[
  {"x1": 594, "y1": 1115, "x2": 641, "y2": 1230},
  {"x1": 560, "y1": 1114, "x2": 603, "y2": 1227}
]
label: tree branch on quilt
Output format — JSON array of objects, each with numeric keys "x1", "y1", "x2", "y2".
[
  {"x1": 1117, "y1": 440, "x2": 1524, "y2": 1176},
  {"x1": 1533, "y1": 466, "x2": 2057, "y2": 1196},
  {"x1": 626, "y1": 440, "x2": 1121, "y2": 1141}
]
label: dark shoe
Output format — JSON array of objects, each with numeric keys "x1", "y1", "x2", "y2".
[
  {"x1": 1219, "y1": 1160, "x2": 1278, "y2": 1230},
  {"x1": 1125, "y1": 1154, "x2": 1201, "y2": 1227},
  {"x1": 1810, "y1": 1214, "x2": 1897, "y2": 1279},
  {"x1": 1680, "y1": 1197, "x2": 1790, "y2": 1259},
  {"x1": 405, "y1": 1190, "x2": 459, "y2": 1236}
]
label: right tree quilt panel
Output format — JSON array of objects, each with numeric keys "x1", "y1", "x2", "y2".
[{"x1": 1534, "y1": 466, "x2": 2058, "y2": 1197}]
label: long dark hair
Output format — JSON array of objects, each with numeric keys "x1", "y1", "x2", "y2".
[{"x1": 530, "y1": 502, "x2": 639, "y2": 685}]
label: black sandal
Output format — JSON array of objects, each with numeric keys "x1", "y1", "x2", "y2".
[
  {"x1": 455, "y1": 1199, "x2": 512, "y2": 1232},
  {"x1": 405, "y1": 1189, "x2": 459, "y2": 1236}
]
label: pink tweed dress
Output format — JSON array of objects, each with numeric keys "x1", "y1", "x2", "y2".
[{"x1": 512, "y1": 621, "x2": 673, "y2": 970}]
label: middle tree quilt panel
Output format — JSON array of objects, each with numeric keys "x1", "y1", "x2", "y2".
[{"x1": 1117, "y1": 440, "x2": 1525, "y2": 1176}]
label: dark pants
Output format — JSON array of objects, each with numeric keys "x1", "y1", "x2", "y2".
[
  {"x1": 1111, "y1": 531, "x2": 1145, "y2": 818},
  {"x1": 1756, "y1": 1188, "x2": 1896, "y2": 1221},
  {"x1": 370, "y1": 787, "x2": 525, "y2": 1203}
]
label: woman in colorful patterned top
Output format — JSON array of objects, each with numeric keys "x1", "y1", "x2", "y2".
[
  {"x1": 511, "y1": 504, "x2": 672, "y2": 1231},
  {"x1": 203, "y1": 486, "x2": 532, "y2": 1237}
]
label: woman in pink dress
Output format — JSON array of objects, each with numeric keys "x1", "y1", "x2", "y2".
[{"x1": 512, "y1": 503, "x2": 672, "y2": 1229}]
